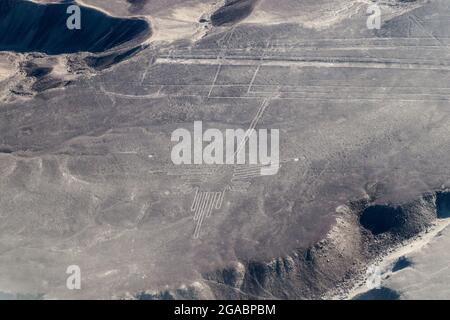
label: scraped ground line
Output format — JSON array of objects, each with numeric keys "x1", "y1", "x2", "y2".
[
  {"x1": 207, "y1": 26, "x2": 236, "y2": 98},
  {"x1": 247, "y1": 39, "x2": 271, "y2": 94}
]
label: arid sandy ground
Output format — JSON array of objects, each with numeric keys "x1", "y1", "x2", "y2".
[
  {"x1": 0, "y1": 0, "x2": 450, "y2": 299},
  {"x1": 342, "y1": 218, "x2": 450, "y2": 299}
]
